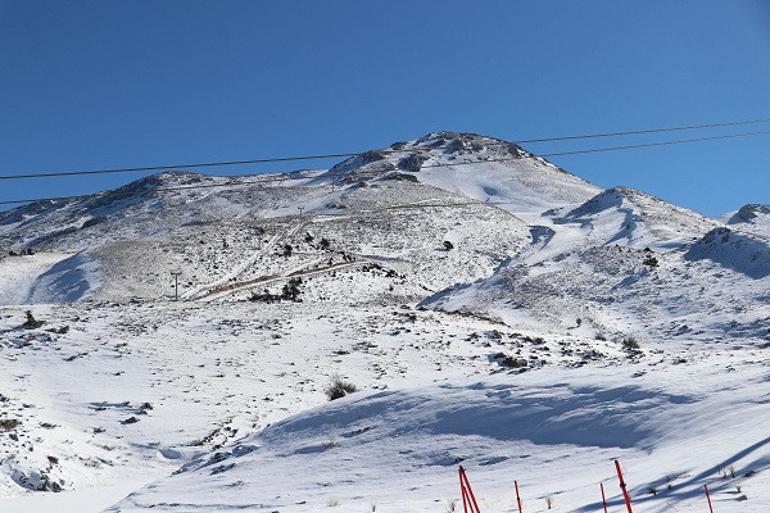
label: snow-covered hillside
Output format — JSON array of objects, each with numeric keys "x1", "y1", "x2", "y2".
[
  {"x1": 323, "y1": 131, "x2": 601, "y2": 213},
  {"x1": 107, "y1": 350, "x2": 770, "y2": 513},
  {"x1": 721, "y1": 203, "x2": 770, "y2": 238},
  {"x1": 0, "y1": 131, "x2": 768, "y2": 513},
  {"x1": 554, "y1": 187, "x2": 715, "y2": 249}
]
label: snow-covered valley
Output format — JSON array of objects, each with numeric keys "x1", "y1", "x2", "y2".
[{"x1": 0, "y1": 131, "x2": 768, "y2": 512}]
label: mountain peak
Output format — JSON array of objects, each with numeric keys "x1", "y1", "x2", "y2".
[
  {"x1": 325, "y1": 131, "x2": 552, "y2": 181},
  {"x1": 411, "y1": 131, "x2": 527, "y2": 157},
  {"x1": 734, "y1": 203, "x2": 770, "y2": 222},
  {"x1": 722, "y1": 203, "x2": 770, "y2": 238}
]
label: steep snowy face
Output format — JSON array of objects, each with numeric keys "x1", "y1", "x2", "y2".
[
  {"x1": 323, "y1": 131, "x2": 602, "y2": 214},
  {"x1": 556, "y1": 187, "x2": 717, "y2": 249},
  {"x1": 721, "y1": 204, "x2": 770, "y2": 238}
]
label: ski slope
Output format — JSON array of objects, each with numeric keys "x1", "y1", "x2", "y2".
[
  {"x1": 107, "y1": 346, "x2": 770, "y2": 513},
  {"x1": 0, "y1": 131, "x2": 767, "y2": 512}
]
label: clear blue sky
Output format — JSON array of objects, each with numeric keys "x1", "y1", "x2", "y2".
[{"x1": 1, "y1": 0, "x2": 769, "y2": 216}]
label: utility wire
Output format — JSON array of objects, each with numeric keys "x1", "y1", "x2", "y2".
[
  {"x1": 1, "y1": 126, "x2": 770, "y2": 207},
  {"x1": 1, "y1": 116, "x2": 770, "y2": 182},
  {"x1": 515, "y1": 116, "x2": 770, "y2": 144},
  {"x1": 539, "y1": 128, "x2": 770, "y2": 157},
  {"x1": 0, "y1": 154, "x2": 357, "y2": 182}
]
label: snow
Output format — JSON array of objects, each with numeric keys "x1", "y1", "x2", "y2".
[
  {"x1": 685, "y1": 227, "x2": 770, "y2": 279},
  {"x1": 24, "y1": 252, "x2": 101, "y2": 303},
  {"x1": 720, "y1": 203, "x2": 770, "y2": 238},
  {"x1": 0, "y1": 478, "x2": 152, "y2": 513},
  {"x1": 106, "y1": 351, "x2": 770, "y2": 513},
  {"x1": 0, "y1": 253, "x2": 74, "y2": 305},
  {"x1": 555, "y1": 187, "x2": 716, "y2": 250},
  {"x1": 0, "y1": 131, "x2": 768, "y2": 513}
]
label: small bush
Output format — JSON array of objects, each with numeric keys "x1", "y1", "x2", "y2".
[
  {"x1": 492, "y1": 352, "x2": 527, "y2": 369},
  {"x1": 281, "y1": 277, "x2": 303, "y2": 301},
  {"x1": 643, "y1": 255, "x2": 659, "y2": 268},
  {"x1": 443, "y1": 240, "x2": 454, "y2": 251},
  {"x1": 325, "y1": 376, "x2": 357, "y2": 401},
  {"x1": 249, "y1": 289, "x2": 280, "y2": 303},
  {"x1": 0, "y1": 418, "x2": 20, "y2": 431},
  {"x1": 251, "y1": 278, "x2": 304, "y2": 303},
  {"x1": 22, "y1": 310, "x2": 44, "y2": 329},
  {"x1": 621, "y1": 336, "x2": 641, "y2": 351}
]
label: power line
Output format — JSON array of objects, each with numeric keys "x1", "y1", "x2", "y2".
[
  {"x1": 0, "y1": 178, "x2": 300, "y2": 206},
  {"x1": 539, "y1": 128, "x2": 770, "y2": 157},
  {"x1": 1, "y1": 126, "x2": 769, "y2": 207},
  {"x1": 1, "y1": 116, "x2": 770, "y2": 182},
  {"x1": 515, "y1": 116, "x2": 770, "y2": 144},
  {"x1": 0, "y1": 154, "x2": 357, "y2": 182},
  {"x1": 421, "y1": 128, "x2": 770, "y2": 167}
]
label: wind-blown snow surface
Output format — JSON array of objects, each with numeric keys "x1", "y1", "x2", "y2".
[
  {"x1": 0, "y1": 131, "x2": 769, "y2": 512},
  {"x1": 108, "y1": 350, "x2": 770, "y2": 513}
]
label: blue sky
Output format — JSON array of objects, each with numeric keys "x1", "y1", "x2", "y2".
[{"x1": 1, "y1": 0, "x2": 769, "y2": 216}]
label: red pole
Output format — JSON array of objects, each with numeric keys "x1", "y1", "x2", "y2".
[
  {"x1": 459, "y1": 466, "x2": 483, "y2": 513},
  {"x1": 514, "y1": 480, "x2": 523, "y2": 513},
  {"x1": 614, "y1": 460, "x2": 634, "y2": 513},
  {"x1": 600, "y1": 482, "x2": 608, "y2": 513},
  {"x1": 704, "y1": 484, "x2": 715, "y2": 513},
  {"x1": 459, "y1": 467, "x2": 470, "y2": 513}
]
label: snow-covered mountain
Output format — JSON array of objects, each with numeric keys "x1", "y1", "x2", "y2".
[
  {"x1": 421, "y1": 184, "x2": 769, "y2": 341},
  {"x1": 553, "y1": 186, "x2": 715, "y2": 249},
  {"x1": 324, "y1": 131, "x2": 601, "y2": 212},
  {"x1": 0, "y1": 131, "x2": 768, "y2": 513},
  {"x1": 721, "y1": 203, "x2": 770, "y2": 238},
  {"x1": 0, "y1": 131, "x2": 598, "y2": 306}
]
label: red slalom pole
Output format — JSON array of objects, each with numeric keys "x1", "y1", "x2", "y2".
[
  {"x1": 600, "y1": 482, "x2": 608, "y2": 513},
  {"x1": 514, "y1": 480, "x2": 523, "y2": 513},
  {"x1": 459, "y1": 466, "x2": 482, "y2": 513},
  {"x1": 704, "y1": 484, "x2": 715, "y2": 513},
  {"x1": 614, "y1": 460, "x2": 634, "y2": 513},
  {"x1": 459, "y1": 467, "x2": 470, "y2": 513}
]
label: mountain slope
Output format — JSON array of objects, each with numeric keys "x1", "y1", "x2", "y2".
[
  {"x1": 721, "y1": 204, "x2": 770, "y2": 238},
  {"x1": 554, "y1": 187, "x2": 716, "y2": 250},
  {"x1": 105, "y1": 352, "x2": 770, "y2": 513},
  {"x1": 420, "y1": 180, "x2": 769, "y2": 343},
  {"x1": 1, "y1": 130, "x2": 769, "y2": 513},
  {"x1": 0, "y1": 171, "x2": 326, "y2": 252},
  {"x1": 323, "y1": 131, "x2": 601, "y2": 213},
  {"x1": 1, "y1": 131, "x2": 596, "y2": 305}
]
